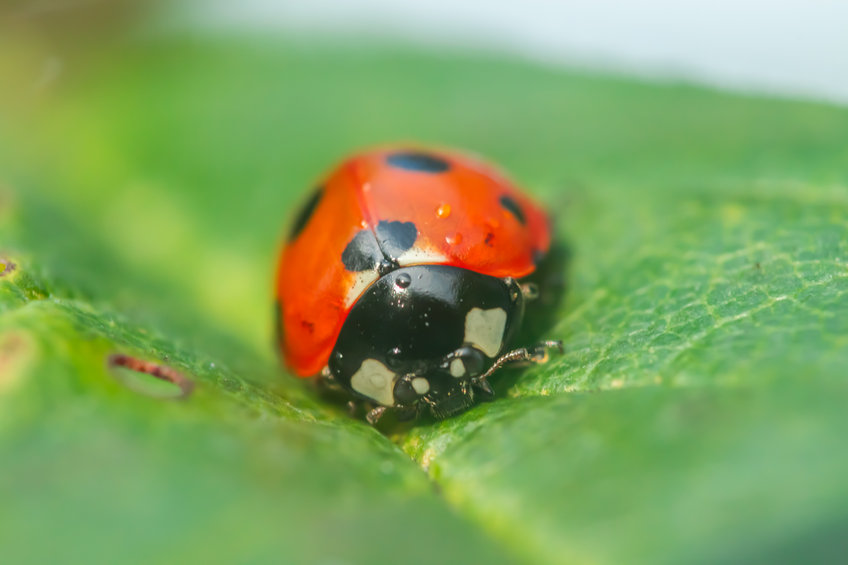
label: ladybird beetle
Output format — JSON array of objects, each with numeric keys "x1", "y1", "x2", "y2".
[{"x1": 275, "y1": 147, "x2": 561, "y2": 423}]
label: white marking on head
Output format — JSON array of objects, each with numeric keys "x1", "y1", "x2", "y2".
[
  {"x1": 411, "y1": 377, "x2": 430, "y2": 395},
  {"x1": 345, "y1": 271, "x2": 379, "y2": 307},
  {"x1": 464, "y1": 307, "x2": 507, "y2": 357},
  {"x1": 350, "y1": 359, "x2": 396, "y2": 406},
  {"x1": 449, "y1": 358, "x2": 466, "y2": 378},
  {"x1": 397, "y1": 246, "x2": 449, "y2": 266}
]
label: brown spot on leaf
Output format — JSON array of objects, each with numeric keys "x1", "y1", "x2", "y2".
[
  {"x1": 108, "y1": 354, "x2": 194, "y2": 399},
  {"x1": 0, "y1": 258, "x2": 16, "y2": 277}
]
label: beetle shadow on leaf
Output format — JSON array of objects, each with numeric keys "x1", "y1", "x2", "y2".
[{"x1": 492, "y1": 240, "x2": 572, "y2": 396}]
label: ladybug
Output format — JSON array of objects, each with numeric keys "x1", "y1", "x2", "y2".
[{"x1": 275, "y1": 147, "x2": 561, "y2": 423}]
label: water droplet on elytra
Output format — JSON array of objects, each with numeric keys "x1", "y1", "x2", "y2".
[
  {"x1": 446, "y1": 233, "x2": 463, "y2": 245},
  {"x1": 436, "y1": 203, "x2": 452, "y2": 219},
  {"x1": 395, "y1": 273, "x2": 412, "y2": 288}
]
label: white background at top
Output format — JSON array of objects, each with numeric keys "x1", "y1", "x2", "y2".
[{"x1": 191, "y1": 0, "x2": 848, "y2": 104}]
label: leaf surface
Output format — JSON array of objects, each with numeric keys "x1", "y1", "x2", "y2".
[{"x1": 1, "y1": 34, "x2": 847, "y2": 565}]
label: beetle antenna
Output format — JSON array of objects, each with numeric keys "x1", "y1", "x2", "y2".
[{"x1": 476, "y1": 340, "x2": 563, "y2": 381}]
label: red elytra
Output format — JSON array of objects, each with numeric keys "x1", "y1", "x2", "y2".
[{"x1": 275, "y1": 147, "x2": 551, "y2": 377}]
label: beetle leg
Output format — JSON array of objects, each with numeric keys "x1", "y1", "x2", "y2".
[
  {"x1": 520, "y1": 282, "x2": 540, "y2": 301},
  {"x1": 395, "y1": 405, "x2": 419, "y2": 422},
  {"x1": 317, "y1": 365, "x2": 352, "y2": 398},
  {"x1": 317, "y1": 365, "x2": 337, "y2": 387},
  {"x1": 366, "y1": 405, "x2": 388, "y2": 425},
  {"x1": 530, "y1": 340, "x2": 565, "y2": 363},
  {"x1": 346, "y1": 400, "x2": 358, "y2": 417}
]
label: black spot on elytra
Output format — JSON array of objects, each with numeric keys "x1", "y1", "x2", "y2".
[
  {"x1": 341, "y1": 220, "x2": 418, "y2": 273},
  {"x1": 386, "y1": 151, "x2": 450, "y2": 173},
  {"x1": 500, "y1": 195, "x2": 526, "y2": 225},
  {"x1": 376, "y1": 220, "x2": 417, "y2": 258},
  {"x1": 484, "y1": 232, "x2": 495, "y2": 247},
  {"x1": 342, "y1": 230, "x2": 383, "y2": 272},
  {"x1": 288, "y1": 187, "x2": 323, "y2": 241}
]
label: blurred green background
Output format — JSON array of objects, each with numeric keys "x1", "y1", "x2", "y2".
[{"x1": 1, "y1": 2, "x2": 847, "y2": 564}]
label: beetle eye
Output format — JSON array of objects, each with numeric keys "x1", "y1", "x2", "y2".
[
  {"x1": 447, "y1": 346, "x2": 486, "y2": 377},
  {"x1": 393, "y1": 376, "x2": 420, "y2": 404}
]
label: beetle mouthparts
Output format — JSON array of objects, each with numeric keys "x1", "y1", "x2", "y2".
[{"x1": 429, "y1": 389, "x2": 475, "y2": 420}]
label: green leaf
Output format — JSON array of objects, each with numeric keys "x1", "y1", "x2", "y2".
[{"x1": 1, "y1": 33, "x2": 847, "y2": 565}]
